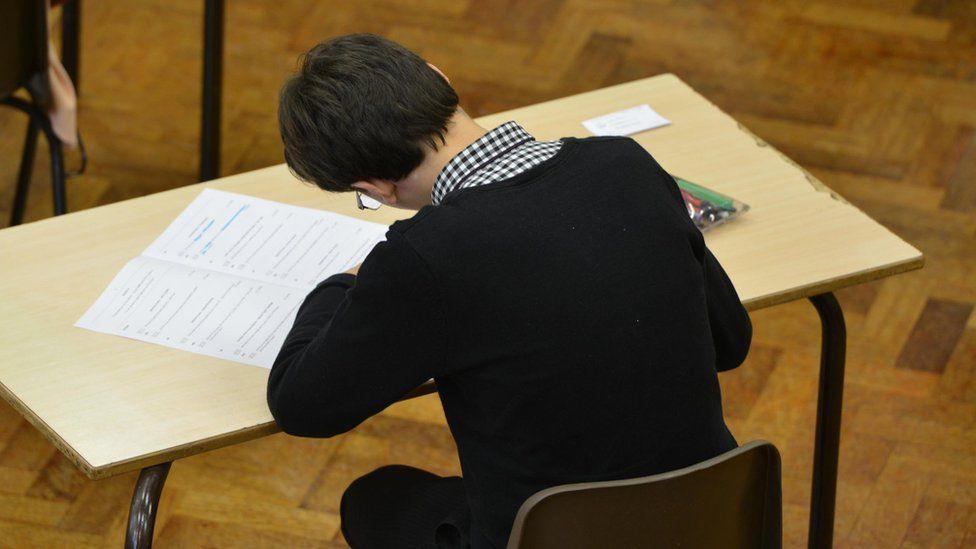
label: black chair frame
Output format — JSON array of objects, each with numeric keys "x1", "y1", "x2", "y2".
[
  {"x1": 2, "y1": 0, "x2": 83, "y2": 226},
  {"x1": 2, "y1": 94, "x2": 67, "y2": 224}
]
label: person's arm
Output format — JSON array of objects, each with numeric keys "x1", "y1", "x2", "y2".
[
  {"x1": 633, "y1": 141, "x2": 753, "y2": 372},
  {"x1": 703, "y1": 246, "x2": 752, "y2": 372},
  {"x1": 266, "y1": 231, "x2": 446, "y2": 437}
]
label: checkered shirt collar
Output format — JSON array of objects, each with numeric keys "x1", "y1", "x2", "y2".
[{"x1": 431, "y1": 121, "x2": 535, "y2": 205}]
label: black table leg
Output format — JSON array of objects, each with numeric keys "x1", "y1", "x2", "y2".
[
  {"x1": 124, "y1": 462, "x2": 172, "y2": 549},
  {"x1": 200, "y1": 0, "x2": 224, "y2": 182},
  {"x1": 807, "y1": 293, "x2": 846, "y2": 549},
  {"x1": 61, "y1": 0, "x2": 81, "y2": 92}
]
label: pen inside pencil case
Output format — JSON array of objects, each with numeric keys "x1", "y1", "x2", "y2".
[{"x1": 672, "y1": 175, "x2": 750, "y2": 231}]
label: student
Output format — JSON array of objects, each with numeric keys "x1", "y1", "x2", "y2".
[{"x1": 268, "y1": 33, "x2": 752, "y2": 549}]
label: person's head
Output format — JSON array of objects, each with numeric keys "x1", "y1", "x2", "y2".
[{"x1": 278, "y1": 33, "x2": 461, "y2": 209}]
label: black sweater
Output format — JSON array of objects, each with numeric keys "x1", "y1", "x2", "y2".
[{"x1": 267, "y1": 136, "x2": 752, "y2": 548}]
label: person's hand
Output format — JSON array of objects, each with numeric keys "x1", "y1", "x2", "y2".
[{"x1": 345, "y1": 263, "x2": 362, "y2": 276}]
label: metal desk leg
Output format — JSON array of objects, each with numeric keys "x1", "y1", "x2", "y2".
[
  {"x1": 125, "y1": 462, "x2": 172, "y2": 549},
  {"x1": 199, "y1": 0, "x2": 224, "y2": 182},
  {"x1": 807, "y1": 293, "x2": 846, "y2": 549},
  {"x1": 62, "y1": 0, "x2": 81, "y2": 92}
]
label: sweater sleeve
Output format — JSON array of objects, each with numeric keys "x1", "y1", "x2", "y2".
[
  {"x1": 266, "y1": 230, "x2": 446, "y2": 437},
  {"x1": 633, "y1": 140, "x2": 753, "y2": 372},
  {"x1": 703, "y1": 246, "x2": 752, "y2": 372}
]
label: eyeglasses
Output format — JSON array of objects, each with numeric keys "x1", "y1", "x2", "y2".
[{"x1": 356, "y1": 191, "x2": 382, "y2": 211}]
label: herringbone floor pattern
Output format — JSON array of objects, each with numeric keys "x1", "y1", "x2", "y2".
[{"x1": 1, "y1": 1, "x2": 974, "y2": 547}]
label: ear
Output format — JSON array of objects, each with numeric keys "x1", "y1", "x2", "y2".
[
  {"x1": 427, "y1": 62, "x2": 450, "y2": 83},
  {"x1": 352, "y1": 179, "x2": 398, "y2": 207}
]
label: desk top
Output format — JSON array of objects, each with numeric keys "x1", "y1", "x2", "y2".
[{"x1": 0, "y1": 74, "x2": 922, "y2": 479}]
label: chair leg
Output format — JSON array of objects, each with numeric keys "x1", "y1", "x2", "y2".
[
  {"x1": 2, "y1": 95, "x2": 69, "y2": 218},
  {"x1": 43, "y1": 127, "x2": 68, "y2": 216},
  {"x1": 9, "y1": 120, "x2": 39, "y2": 226}
]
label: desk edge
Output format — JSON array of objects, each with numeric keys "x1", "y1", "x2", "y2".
[
  {"x1": 81, "y1": 380, "x2": 440, "y2": 480},
  {"x1": 0, "y1": 378, "x2": 99, "y2": 478},
  {"x1": 742, "y1": 253, "x2": 925, "y2": 311}
]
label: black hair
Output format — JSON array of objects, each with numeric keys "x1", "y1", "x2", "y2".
[{"x1": 278, "y1": 33, "x2": 459, "y2": 192}]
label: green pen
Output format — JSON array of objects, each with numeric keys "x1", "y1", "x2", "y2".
[{"x1": 673, "y1": 176, "x2": 735, "y2": 210}]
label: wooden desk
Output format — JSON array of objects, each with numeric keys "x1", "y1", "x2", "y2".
[{"x1": 0, "y1": 74, "x2": 922, "y2": 548}]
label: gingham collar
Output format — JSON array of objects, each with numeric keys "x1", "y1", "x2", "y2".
[{"x1": 431, "y1": 121, "x2": 535, "y2": 204}]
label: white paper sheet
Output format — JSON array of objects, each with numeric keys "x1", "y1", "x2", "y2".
[
  {"x1": 582, "y1": 104, "x2": 671, "y2": 136},
  {"x1": 76, "y1": 189, "x2": 388, "y2": 368}
]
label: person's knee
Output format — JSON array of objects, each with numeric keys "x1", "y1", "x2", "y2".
[
  {"x1": 361, "y1": 463, "x2": 422, "y2": 483},
  {"x1": 341, "y1": 465, "x2": 436, "y2": 547},
  {"x1": 340, "y1": 469, "x2": 388, "y2": 548},
  {"x1": 344, "y1": 465, "x2": 417, "y2": 502},
  {"x1": 343, "y1": 466, "x2": 389, "y2": 508},
  {"x1": 342, "y1": 465, "x2": 436, "y2": 519}
]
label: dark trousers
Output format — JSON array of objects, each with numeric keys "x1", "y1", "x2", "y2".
[{"x1": 340, "y1": 465, "x2": 477, "y2": 548}]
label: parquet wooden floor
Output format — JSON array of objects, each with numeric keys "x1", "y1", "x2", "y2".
[{"x1": 1, "y1": 1, "x2": 974, "y2": 547}]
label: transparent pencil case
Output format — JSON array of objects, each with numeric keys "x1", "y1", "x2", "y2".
[{"x1": 672, "y1": 175, "x2": 749, "y2": 232}]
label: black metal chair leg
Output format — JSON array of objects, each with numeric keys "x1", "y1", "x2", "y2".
[
  {"x1": 37, "y1": 120, "x2": 67, "y2": 216},
  {"x1": 10, "y1": 119, "x2": 39, "y2": 226},
  {"x1": 2, "y1": 95, "x2": 67, "y2": 219},
  {"x1": 807, "y1": 293, "x2": 847, "y2": 549},
  {"x1": 125, "y1": 462, "x2": 172, "y2": 549}
]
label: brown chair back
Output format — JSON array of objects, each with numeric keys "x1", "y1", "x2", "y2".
[
  {"x1": 0, "y1": 0, "x2": 49, "y2": 101},
  {"x1": 506, "y1": 440, "x2": 782, "y2": 549}
]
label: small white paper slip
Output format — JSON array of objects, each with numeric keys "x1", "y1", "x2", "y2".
[{"x1": 581, "y1": 104, "x2": 671, "y2": 136}]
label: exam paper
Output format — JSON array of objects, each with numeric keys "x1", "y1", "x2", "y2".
[
  {"x1": 76, "y1": 189, "x2": 388, "y2": 368},
  {"x1": 582, "y1": 104, "x2": 670, "y2": 136},
  {"x1": 144, "y1": 189, "x2": 385, "y2": 289},
  {"x1": 76, "y1": 257, "x2": 305, "y2": 367}
]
